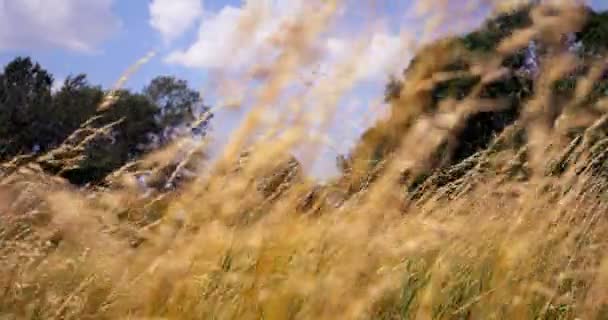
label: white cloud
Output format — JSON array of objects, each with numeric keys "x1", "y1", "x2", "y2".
[
  {"x1": 165, "y1": 0, "x2": 405, "y2": 83},
  {"x1": 165, "y1": 0, "x2": 303, "y2": 69},
  {"x1": 149, "y1": 0, "x2": 203, "y2": 42},
  {"x1": 52, "y1": 76, "x2": 65, "y2": 93},
  {"x1": 0, "y1": 0, "x2": 120, "y2": 52},
  {"x1": 325, "y1": 32, "x2": 405, "y2": 82},
  {"x1": 165, "y1": 5, "x2": 244, "y2": 68}
]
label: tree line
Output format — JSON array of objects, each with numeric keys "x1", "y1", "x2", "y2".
[{"x1": 0, "y1": 56, "x2": 212, "y2": 185}]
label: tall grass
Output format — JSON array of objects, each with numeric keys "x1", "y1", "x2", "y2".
[{"x1": 2, "y1": 1, "x2": 608, "y2": 319}]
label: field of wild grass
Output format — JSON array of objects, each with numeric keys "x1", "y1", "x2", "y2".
[{"x1": 4, "y1": 1, "x2": 608, "y2": 319}]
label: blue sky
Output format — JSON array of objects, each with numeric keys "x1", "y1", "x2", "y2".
[
  {"x1": 1, "y1": 0, "x2": 607, "y2": 178},
  {"x1": 0, "y1": 0, "x2": 406, "y2": 90},
  {"x1": 2, "y1": 0, "x2": 606, "y2": 93}
]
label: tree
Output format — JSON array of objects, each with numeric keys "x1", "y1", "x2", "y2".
[
  {"x1": 49, "y1": 74, "x2": 104, "y2": 144},
  {"x1": 341, "y1": 4, "x2": 540, "y2": 194},
  {"x1": 576, "y1": 9, "x2": 608, "y2": 55},
  {"x1": 51, "y1": 89, "x2": 162, "y2": 185},
  {"x1": 462, "y1": 4, "x2": 533, "y2": 52},
  {"x1": 0, "y1": 57, "x2": 54, "y2": 159},
  {"x1": 0, "y1": 59, "x2": 215, "y2": 186},
  {"x1": 143, "y1": 76, "x2": 210, "y2": 144},
  {"x1": 106, "y1": 90, "x2": 161, "y2": 159}
]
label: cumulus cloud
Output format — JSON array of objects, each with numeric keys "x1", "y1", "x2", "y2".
[
  {"x1": 165, "y1": 5, "x2": 245, "y2": 68},
  {"x1": 325, "y1": 32, "x2": 406, "y2": 82},
  {"x1": 164, "y1": 0, "x2": 405, "y2": 83},
  {"x1": 0, "y1": 0, "x2": 120, "y2": 52},
  {"x1": 149, "y1": 0, "x2": 203, "y2": 42},
  {"x1": 164, "y1": 0, "x2": 304, "y2": 69}
]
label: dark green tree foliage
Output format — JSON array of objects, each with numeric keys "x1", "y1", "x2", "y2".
[
  {"x1": 548, "y1": 10, "x2": 608, "y2": 99},
  {"x1": 431, "y1": 75, "x2": 481, "y2": 106},
  {"x1": 106, "y1": 90, "x2": 161, "y2": 158},
  {"x1": 144, "y1": 76, "x2": 210, "y2": 144},
  {"x1": 0, "y1": 57, "x2": 54, "y2": 158},
  {"x1": 49, "y1": 74, "x2": 104, "y2": 143},
  {"x1": 449, "y1": 74, "x2": 532, "y2": 165},
  {"x1": 576, "y1": 10, "x2": 608, "y2": 55},
  {"x1": 462, "y1": 5, "x2": 533, "y2": 52},
  {"x1": 441, "y1": 8, "x2": 538, "y2": 166},
  {"x1": 367, "y1": 5, "x2": 608, "y2": 197},
  {"x1": 144, "y1": 76, "x2": 198, "y2": 126},
  {"x1": 431, "y1": 8, "x2": 535, "y2": 165},
  {"x1": 0, "y1": 57, "x2": 213, "y2": 186},
  {"x1": 40, "y1": 88, "x2": 162, "y2": 185},
  {"x1": 370, "y1": 4, "x2": 608, "y2": 193},
  {"x1": 360, "y1": 5, "x2": 538, "y2": 183}
]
